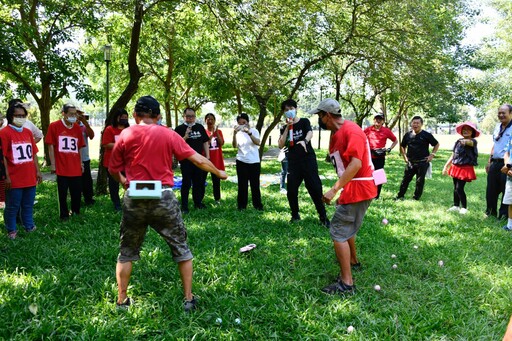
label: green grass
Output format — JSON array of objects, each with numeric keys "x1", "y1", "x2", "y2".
[{"x1": 0, "y1": 150, "x2": 510, "y2": 339}]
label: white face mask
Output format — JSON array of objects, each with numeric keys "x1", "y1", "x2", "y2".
[
  {"x1": 13, "y1": 117, "x2": 26, "y2": 127},
  {"x1": 67, "y1": 117, "x2": 77, "y2": 124}
]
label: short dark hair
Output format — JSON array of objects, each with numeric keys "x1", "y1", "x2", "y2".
[
  {"x1": 205, "y1": 113, "x2": 215, "y2": 121},
  {"x1": 8, "y1": 99, "x2": 22, "y2": 108},
  {"x1": 236, "y1": 113, "x2": 250, "y2": 123},
  {"x1": 6, "y1": 103, "x2": 28, "y2": 125},
  {"x1": 281, "y1": 99, "x2": 297, "y2": 112},
  {"x1": 183, "y1": 107, "x2": 195, "y2": 115},
  {"x1": 134, "y1": 96, "x2": 161, "y2": 118},
  {"x1": 62, "y1": 103, "x2": 76, "y2": 113},
  {"x1": 411, "y1": 116, "x2": 423, "y2": 124}
]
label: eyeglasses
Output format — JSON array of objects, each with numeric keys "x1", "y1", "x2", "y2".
[{"x1": 185, "y1": 115, "x2": 196, "y2": 118}]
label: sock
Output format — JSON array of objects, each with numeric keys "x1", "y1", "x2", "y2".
[{"x1": 508, "y1": 218, "x2": 512, "y2": 227}]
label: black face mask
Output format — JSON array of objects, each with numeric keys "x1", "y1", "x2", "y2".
[
  {"x1": 318, "y1": 116, "x2": 327, "y2": 130},
  {"x1": 119, "y1": 119, "x2": 129, "y2": 126}
]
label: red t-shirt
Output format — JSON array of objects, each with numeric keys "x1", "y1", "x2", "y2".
[
  {"x1": 206, "y1": 129, "x2": 225, "y2": 170},
  {"x1": 364, "y1": 126, "x2": 397, "y2": 150},
  {"x1": 109, "y1": 124, "x2": 196, "y2": 187},
  {"x1": 0, "y1": 127, "x2": 39, "y2": 188},
  {"x1": 330, "y1": 120, "x2": 377, "y2": 204},
  {"x1": 102, "y1": 126, "x2": 124, "y2": 167},
  {"x1": 45, "y1": 120, "x2": 85, "y2": 177}
]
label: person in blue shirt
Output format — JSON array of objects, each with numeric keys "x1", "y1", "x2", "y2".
[{"x1": 486, "y1": 104, "x2": 512, "y2": 219}]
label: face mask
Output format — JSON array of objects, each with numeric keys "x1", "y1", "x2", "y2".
[
  {"x1": 13, "y1": 117, "x2": 26, "y2": 127},
  {"x1": 157, "y1": 119, "x2": 162, "y2": 125},
  {"x1": 187, "y1": 123, "x2": 195, "y2": 128},
  {"x1": 67, "y1": 117, "x2": 77, "y2": 124},
  {"x1": 318, "y1": 116, "x2": 327, "y2": 130},
  {"x1": 285, "y1": 110, "x2": 296, "y2": 119},
  {"x1": 119, "y1": 118, "x2": 129, "y2": 126}
]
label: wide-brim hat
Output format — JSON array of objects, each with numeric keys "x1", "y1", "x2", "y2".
[{"x1": 456, "y1": 121, "x2": 480, "y2": 138}]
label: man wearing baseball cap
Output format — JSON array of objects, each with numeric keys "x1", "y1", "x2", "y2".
[
  {"x1": 364, "y1": 113, "x2": 397, "y2": 198},
  {"x1": 109, "y1": 95, "x2": 227, "y2": 312},
  {"x1": 310, "y1": 98, "x2": 376, "y2": 294}
]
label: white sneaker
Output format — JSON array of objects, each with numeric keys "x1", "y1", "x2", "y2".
[
  {"x1": 447, "y1": 206, "x2": 460, "y2": 212},
  {"x1": 459, "y1": 208, "x2": 468, "y2": 215},
  {"x1": 280, "y1": 188, "x2": 287, "y2": 194}
]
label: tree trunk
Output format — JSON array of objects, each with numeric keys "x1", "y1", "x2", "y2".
[{"x1": 96, "y1": 1, "x2": 145, "y2": 195}]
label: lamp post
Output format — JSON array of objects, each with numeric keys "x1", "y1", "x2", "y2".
[
  {"x1": 103, "y1": 44, "x2": 112, "y2": 118},
  {"x1": 318, "y1": 85, "x2": 326, "y2": 150}
]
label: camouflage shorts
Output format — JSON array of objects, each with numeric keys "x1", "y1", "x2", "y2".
[{"x1": 118, "y1": 189, "x2": 193, "y2": 263}]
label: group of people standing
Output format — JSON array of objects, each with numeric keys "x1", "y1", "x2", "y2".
[{"x1": 4, "y1": 93, "x2": 510, "y2": 311}]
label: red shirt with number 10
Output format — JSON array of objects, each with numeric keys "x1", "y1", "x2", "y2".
[
  {"x1": 0, "y1": 127, "x2": 39, "y2": 188},
  {"x1": 45, "y1": 120, "x2": 85, "y2": 177}
]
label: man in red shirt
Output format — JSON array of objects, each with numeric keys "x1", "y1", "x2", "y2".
[
  {"x1": 45, "y1": 104, "x2": 85, "y2": 221},
  {"x1": 364, "y1": 113, "x2": 397, "y2": 198},
  {"x1": 310, "y1": 98, "x2": 377, "y2": 295},
  {"x1": 109, "y1": 96, "x2": 227, "y2": 312}
]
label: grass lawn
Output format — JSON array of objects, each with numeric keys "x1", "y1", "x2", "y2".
[{"x1": 0, "y1": 149, "x2": 510, "y2": 339}]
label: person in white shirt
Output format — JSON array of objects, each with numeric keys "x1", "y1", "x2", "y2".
[{"x1": 232, "y1": 113, "x2": 263, "y2": 211}]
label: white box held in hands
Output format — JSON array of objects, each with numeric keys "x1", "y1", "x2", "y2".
[{"x1": 128, "y1": 181, "x2": 162, "y2": 199}]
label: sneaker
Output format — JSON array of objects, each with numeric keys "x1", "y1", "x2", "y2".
[
  {"x1": 183, "y1": 296, "x2": 197, "y2": 312},
  {"x1": 290, "y1": 215, "x2": 301, "y2": 223},
  {"x1": 320, "y1": 218, "x2": 331, "y2": 228},
  {"x1": 503, "y1": 225, "x2": 512, "y2": 231},
  {"x1": 351, "y1": 262, "x2": 362, "y2": 271},
  {"x1": 459, "y1": 208, "x2": 468, "y2": 215},
  {"x1": 8, "y1": 231, "x2": 17, "y2": 240},
  {"x1": 321, "y1": 279, "x2": 355, "y2": 295},
  {"x1": 26, "y1": 226, "x2": 37, "y2": 233},
  {"x1": 447, "y1": 206, "x2": 460, "y2": 212},
  {"x1": 116, "y1": 297, "x2": 131, "y2": 310},
  {"x1": 280, "y1": 188, "x2": 287, "y2": 194}
]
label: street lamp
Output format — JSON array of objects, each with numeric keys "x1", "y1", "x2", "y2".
[{"x1": 103, "y1": 44, "x2": 112, "y2": 117}]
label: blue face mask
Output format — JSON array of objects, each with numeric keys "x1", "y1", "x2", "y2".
[
  {"x1": 285, "y1": 110, "x2": 296, "y2": 119},
  {"x1": 157, "y1": 119, "x2": 162, "y2": 125}
]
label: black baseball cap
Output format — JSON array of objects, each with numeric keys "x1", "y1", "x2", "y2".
[
  {"x1": 374, "y1": 113, "x2": 384, "y2": 120},
  {"x1": 134, "y1": 96, "x2": 161, "y2": 116}
]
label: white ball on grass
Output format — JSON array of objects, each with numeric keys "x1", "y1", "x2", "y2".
[
  {"x1": 347, "y1": 325, "x2": 355, "y2": 333},
  {"x1": 215, "y1": 318, "x2": 222, "y2": 324},
  {"x1": 438, "y1": 260, "x2": 444, "y2": 267},
  {"x1": 374, "y1": 284, "x2": 381, "y2": 291},
  {"x1": 235, "y1": 318, "x2": 241, "y2": 324},
  {"x1": 392, "y1": 264, "x2": 398, "y2": 269}
]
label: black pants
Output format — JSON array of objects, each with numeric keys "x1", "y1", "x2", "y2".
[
  {"x1": 180, "y1": 160, "x2": 206, "y2": 209},
  {"x1": 397, "y1": 161, "x2": 429, "y2": 200},
  {"x1": 57, "y1": 175, "x2": 82, "y2": 218},
  {"x1": 453, "y1": 178, "x2": 468, "y2": 208},
  {"x1": 210, "y1": 173, "x2": 221, "y2": 201},
  {"x1": 81, "y1": 160, "x2": 95, "y2": 204},
  {"x1": 287, "y1": 157, "x2": 326, "y2": 220},
  {"x1": 236, "y1": 160, "x2": 263, "y2": 210},
  {"x1": 486, "y1": 160, "x2": 508, "y2": 217},
  {"x1": 107, "y1": 170, "x2": 121, "y2": 210},
  {"x1": 372, "y1": 157, "x2": 385, "y2": 199}
]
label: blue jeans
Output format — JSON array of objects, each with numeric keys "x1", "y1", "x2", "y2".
[
  {"x1": 280, "y1": 158, "x2": 288, "y2": 190},
  {"x1": 4, "y1": 186, "x2": 36, "y2": 232}
]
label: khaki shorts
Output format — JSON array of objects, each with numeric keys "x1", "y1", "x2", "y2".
[
  {"x1": 118, "y1": 190, "x2": 193, "y2": 263},
  {"x1": 330, "y1": 200, "x2": 372, "y2": 242},
  {"x1": 503, "y1": 178, "x2": 512, "y2": 205}
]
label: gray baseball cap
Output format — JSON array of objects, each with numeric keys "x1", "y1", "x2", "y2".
[{"x1": 309, "y1": 98, "x2": 341, "y2": 115}]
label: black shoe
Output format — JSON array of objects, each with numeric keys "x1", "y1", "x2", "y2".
[
  {"x1": 412, "y1": 196, "x2": 420, "y2": 201},
  {"x1": 183, "y1": 296, "x2": 197, "y2": 313},
  {"x1": 351, "y1": 262, "x2": 362, "y2": 271},
  {"x1": 195, "y1": 203, "x2": 206, "y2": 209},
  {"x1": 320, "y1": 218, "x2": 330, "y2": 228},
  {"x1": 116, "y1": 297, "x2": 131, "y2": 310},
  {"x1": 322, "y1": 279, "x2": 355, "y2": 295},
  {"x1": 290, "y1": 215, "x2": 301, "y2": 223},
  {"x1": 254, "y1": 206, "x2": 264, "y2": 211}
]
